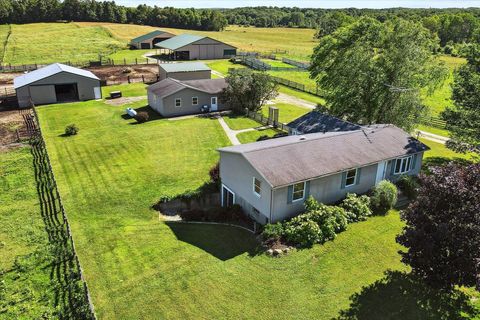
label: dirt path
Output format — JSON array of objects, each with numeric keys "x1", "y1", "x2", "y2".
[{"x1": 273, "y1": 92, "x2": 316, "y2": 109}]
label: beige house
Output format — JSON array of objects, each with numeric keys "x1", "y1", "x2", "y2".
[
  {"x1": 158, "y1": 62, "x2": 211, "y2": 81},
  {"x1": 130, "y1": 30, "x2": 175, "y2": 49},
  {"x1": 147, "y1": 78, "x2": 227, "y2": 117},
  {"x1": 14, "y1": 63, "x2": 101, "y2": 108},
  {"x1": 219, "y1": 126, "x2": 429, "y2": 224},
  {"x1": 155, "y1": 34, "x2": 237, "y2": 60}
]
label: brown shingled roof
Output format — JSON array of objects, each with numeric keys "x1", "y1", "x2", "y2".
[
  {"x1": 218, "y1": 125, "x2": 429, "y2": 188},
  {"x1": 147, "y1": 78, "x2": 227, "y2": 98}
]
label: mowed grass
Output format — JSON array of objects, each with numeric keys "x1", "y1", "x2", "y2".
[
  {"x1": 262, "y1": 102, "x2": 310, "y2": 123},
  {"x1": 36, "y1": 95, "x2": 453, "y2": 319},
  {"x1": 0, "y1": 147, "x2": 57, "y2": 317},
  {"x1": 3, "y1": 23, "x2": 123, "y2": 65},
  {"x1": 420, "y1": 138, "x2": 475, "y2": 161},
  {"x1": 278, "y1": 85, "x2": 325, "y2": 105},
  {"x1": 206, "y1": 59, "x2": 245, "y2": 75},
  {"x1": 107, "y1": 49, "x2": 155, "y2": 62},
  {"x1": 237, "y1": 128, "x2": 282, "y2": 144},
  {"x1": 101, "y1": 82, "x2": 147, "y2": 98},
  {"x1": 0, "y1": 25, "x2": 10, "y2": 64},
  {"x1": 261, "y1": 58, "x2": 295, "y2": 68}
]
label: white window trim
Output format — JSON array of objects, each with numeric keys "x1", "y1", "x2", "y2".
[
  {"x1": 175, "y1": 98, "x2": 182, "y2": 108},
  {"x1": 292, "y1": 181, "x2": 306, "y2": 203},
  {"x1": 253, "y1": 177, "x2": 261, "y2": 198},
  {"x1": 192, "y1": 96, "x2": 198, "y2": 105},
  {"x1": 221, "y1": 184, "x2": 235, "y2": 207},
  {"x1": 394, "y1": 156, "x2": 413, "y2": 175},
  {"x1": 345, "y1": 168, "x2": 358, "y2": 188}
]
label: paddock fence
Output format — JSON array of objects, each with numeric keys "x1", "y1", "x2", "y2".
[
  {"x1": 244, "y1": 109, "x2": 292, "y2": 133},
  {"x1": 420, "y1": 115, "x2": 447, "y2": 129},
  {"x1": 281, "y1": 57, "x2": 310, "y2": 70},
  {"x1": 25, "y1": 107, "x2": 97, "y2": 320}
]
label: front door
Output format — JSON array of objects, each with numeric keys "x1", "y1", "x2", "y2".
[
  {"x1": 222, "y1": 185, "x2": 235, "y2": 207},
  {"x1": 375, "y1": 161, "x2": 387, "y2": 185},
  {"x1": 211, "y1": 96, "x2": 218, "y2": 111}
]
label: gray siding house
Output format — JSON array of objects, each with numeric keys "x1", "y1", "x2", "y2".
[
  {"x1": 155, "y1": 34, "x2": 237, "y2": 60},
  {"x1": 147, "y1": 78, "x2": 227, "y2": 117},
  {"x1": 158, "y1": 62, "x2": 211, "y2": 81},
  {"x1": 14, "y1": 63, "x2": 101, "y2": 108},
  {"x1": 219, "y1": 126, "x2": 429, "y2": 224},
  {"x1": 130, "y1": 30, "x2": 175, "y2": 49}
]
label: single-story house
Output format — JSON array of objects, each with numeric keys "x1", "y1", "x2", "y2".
[
  {"x1": 147, "y1": 78, "x2": 227, "y2": 117},
  {"x1": 14, "y1": 63, "x2": 101, "y2": 108},
  {"x1": 219, "y1": 125, "x2": 429, "y2": 224},
  {"x1": 287, "y1": 111, "x2": 362, "y2": 135},
  {"x1": 158, "y1": 62, "x2": 211, "y2": 81},
  {"x1": 130, "y1": 30, "x2": 175, "y2": 49},
  {"x1": 155, "y1": 34, "x2": 237, "y2": 60}
]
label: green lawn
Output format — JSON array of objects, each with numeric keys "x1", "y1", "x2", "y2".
[
  {"x1": 206, "y1": 59, "x2": 245, "y2": 75},
  {"x1": 3, "y1": 23, "x2": 123, "y2": 65},
  {"x1": 101, "y1": 82, "x2": 148, "y2": 98},
  {"x1": 417, "y1": 124, "x2": 450, "y2": 137},
  {"x1": 0, "y1": 25, "x2": 10, "y2": 64},
  {"x1": 278, "y1": 85, "x2": 325, "y2": 105},
  {"x1": 420, "y1": 138, "x2": 474, "y2": 161},
  {"x1": 261, "y1": 59, "x2": 295, "y2": 69},
  {"x1": 107, "y1": 49, "x2": 156, "y2": 63},
  {"x1": 223, "y1": 113, "x2": 262, "y2": 130},
  {"x1": 262, "y1": 103, "x2": 310, "y2": 123},
  {"x1": 237, "y1": 128, "x2": 282, "y2": 143},
  {"x1": 0, "y1": 147, "x2": 57, "y2": 317}
]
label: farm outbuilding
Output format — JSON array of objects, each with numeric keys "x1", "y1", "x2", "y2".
[
  {"x1": 14, "y1": 63, "x2": 101, "y2": 108},
  {"x1": 155, "y1": 34, "x2": 237, "y2": 60},
  {"x1": 158, "y1": 62, "x2": 211, "y2": 81},
  {"x1": 130, "y1": 30, "x2": 176, "y2": 49}
]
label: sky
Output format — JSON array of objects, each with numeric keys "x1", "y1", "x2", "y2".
[{"x1": 115, "y1": 0, "x2": 480, "y2": 9}]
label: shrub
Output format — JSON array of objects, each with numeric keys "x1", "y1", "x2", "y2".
[
  {"x1": 262, "y1": 223, "x2": 284, "y2": 241},
  {"x1": 284, "y1": 218, "x2": 322, "y2": 248},
  {"x1": 397, "y1": 175, "x2": 419, "y2": 200},
  {"x1": 64, "y1": 124, "x2": 78, "y2": 136},
  {"x1": 304, "y1": 195, "x2": 322, "y2": 212},
  {"x1": 340, "y1": 193, "x2": 372, "y2": 222},
  {"x1": 370, "y1": 180, "x2": 398, "y2": 215},
  {"x1": 329, "y1": 206, "x2": 348, "y2": 233},
  {"x1": 134, "y1": 111, "x2": 149, "y2": 123},
  {"x1": 209, "y1": 162, "x2": 220, "y2": 185}
]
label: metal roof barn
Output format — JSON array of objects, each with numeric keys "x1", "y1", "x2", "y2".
[
  {"x1": 130, "y1": 30, "x2": 175, "y2": 49},
  {"x1": 158, "y1": 62, "x2": 212, "y2": 81}
]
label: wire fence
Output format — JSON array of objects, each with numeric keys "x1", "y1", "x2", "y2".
[
  {"x1": 26, "y1": 107, "x2": 97, "y2": 320},
  {"x1": 281, "y1": 57, "x2": 310, "y2": 70},
  {"x1": 244, "y1": 109, "x2": 292, "y2": 133}
]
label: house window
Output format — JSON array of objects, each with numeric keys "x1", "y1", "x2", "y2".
[
  {"x1": 192, "y1": 97, "x2": 198, "y2": 105},
  {"x1": 292, "y1": 182, "x2": 306, "y2": 202},
  {"x1": 253, "y1": 177, "x2": 261, "y2": 197},
  {"x1": 394, "y1": 156, "x2": 413, "y2": 174},
  {"x1": 175, "y1": 98, "x2": 181, "y2": 107},
  {"x1": 345, "y1": 169, "x2": 357, "y2": 187}
]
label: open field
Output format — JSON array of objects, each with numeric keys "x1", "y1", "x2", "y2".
[
  {"x1": 0, "y1": 147, "x2": 57, "y2": 318},
  {"x1": 34, "y1": 91, "x2": 479, "y2": 318}
]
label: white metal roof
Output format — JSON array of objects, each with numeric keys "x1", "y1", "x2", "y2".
[
  {"x1": 14, "y1": 63, "x2": 99, "y2": 89},
  {"x1": 159, "y1": 62, "x2": 211, "y2": 73}
]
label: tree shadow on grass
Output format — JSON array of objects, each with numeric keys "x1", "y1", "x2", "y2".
[
  {"x1": 165, "y1": 222, "x2": 262, "y2": 261},
  {"x1": 336, "y1": 270, "x2": 479, "y2": 320}
]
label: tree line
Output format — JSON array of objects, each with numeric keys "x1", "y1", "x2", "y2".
[{"x1": 0, "y1": 0, "x2": 228, "y2": 31}]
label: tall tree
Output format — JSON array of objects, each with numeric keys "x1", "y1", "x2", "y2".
[
  {"x1": 220, "y1": 69, "x2": 278, "y2": 114},
  {"x1": 442, "y1": 44, "x2": 480, "y2": 155},
  {"x1": 397, "y1": 163, "x2": 480, "y2": 291},
  {"x1": 310, "y1": 17, "x2": 447, "y2": 131}
]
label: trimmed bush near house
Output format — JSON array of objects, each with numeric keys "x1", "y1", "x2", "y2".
[
  {"x1": 305, "y1": 195, "x2": 322, "y2": 212},
  {"x1": 64, "y1": 124, "x2": 78, "y2": 136},
  {"x1": 370, "y1": 180, "x2": 398, "y2": 215},
  {"x1": 396, "y1": 175, "x2": 419, "y2": 199},
  {"x1": 340, "y1": 193, "x2": 372, "y2": 222},
  {"x1": 134, "y1": 111, "x2": 149, "y2": 123},
  {"x1": 284, "y1": 218, "x2": 322, "y2": 248},
  {"x1": 262, "y1": 222, "x2": 284, "y2": 242}
]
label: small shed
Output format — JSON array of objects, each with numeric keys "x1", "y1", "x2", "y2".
[
  {"x1": 158, "y1": 62, "x2": 211, "y2": 81},
  {"x1": 14, "y1": 63, "x2": 101, "y2": 108},
  {"x1": 130, "y1": 30, "x2": 175, "y2": 49},
  {"x1": 155, "y1": 34, "x2": 237, "y2": 60}
]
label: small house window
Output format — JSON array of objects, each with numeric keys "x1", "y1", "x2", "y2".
[
  {"x1": 175, "y1": 98, "x2": 181, "y2": 107},
  {"x1": 253, "y1": 178, "x2": 261, "y2": 197},
  {"x1": 192, "y1": 97, "x2": 198, "y2": 105},
  {"x1": 394, "y1": 156, "x2": 413, "y2": 174},
  {"x1": 292, "y1": 182, "x2": 306, "y2": 202},
  {"x1": 345, "y1": 169, "x2": 357, "y2": 187}
]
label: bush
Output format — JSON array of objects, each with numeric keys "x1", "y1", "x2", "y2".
[
  {"x1": 340, "y1": 193, "x2": 372, "y2": 222},
  {"x1": 284, "y1": 217, "x2": 322, "y2": 248},
  {"x1": 397, "y1": 175, "x2": 419, "y2": 200},
  {"x1": 64, "y1": 124, "x2": 78, "y2": 136},
  {"x1": 209, "y1": 162, "x2": 220, "y2": 185},
  {"x1": 262, "y1": 223, "x2": 284, "y2": 241},
  {"x1": 370, "y1": 180, "x2": 398, "y2": 215},
  {"x1": 134, "y1": 111, "x2": 149, "y2": 123},
  {"x1": 304, "y1": 195, "x2": 322, "y2": 212}
]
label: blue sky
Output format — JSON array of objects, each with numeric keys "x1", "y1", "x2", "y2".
[{"x1": 115, "y1": 0, "x2": 480, "y2": 8}]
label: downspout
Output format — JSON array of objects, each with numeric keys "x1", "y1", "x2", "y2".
[{"x1": 269, "y1": 188, "x2": 274, "y2": 223}]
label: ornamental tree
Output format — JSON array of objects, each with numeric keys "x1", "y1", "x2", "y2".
[{"x1": 397, "y1": 163, "x2": 480, "y2": 291}]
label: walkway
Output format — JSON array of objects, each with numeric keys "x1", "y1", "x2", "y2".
[
  {"x1": 415, "y1": 130, "x2": 449, "y2": 145},
  {"x1": 218, "y1": 117, "x2": 271, "y2": 146}
]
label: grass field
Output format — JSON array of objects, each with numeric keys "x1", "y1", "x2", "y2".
[
  {"x1": 0, "y1": 147, "x2": 57, "y2": 318},
  {"x1": 237, "y1": 128, "x2": 282, "y2": 143},
  {"x1": 101, "y1": 82, "x2": 147, "y2": 98},
  {"x1": 107, "y1": 49, "x2": 156, "y2": 62},
  {"x1": 420, "y1": 138, "x2": 475, "y2": 161},
  {"x1": 262, "y1": 102, "x2": 310, "y2": 123}
]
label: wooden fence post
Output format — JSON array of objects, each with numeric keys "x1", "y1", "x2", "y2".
[
  {"x1": 127, "y1": 76, "x2": 130, "y2": 84},
  {"x1": 142, "y1": 75, "x2": 145, "y2": 83},
  {"x1": 135, "y1": 58, "x2": 138, "y2": 65},
  {"x1": 124, "y1": 58, "x2": 126, "y2": 66}
]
